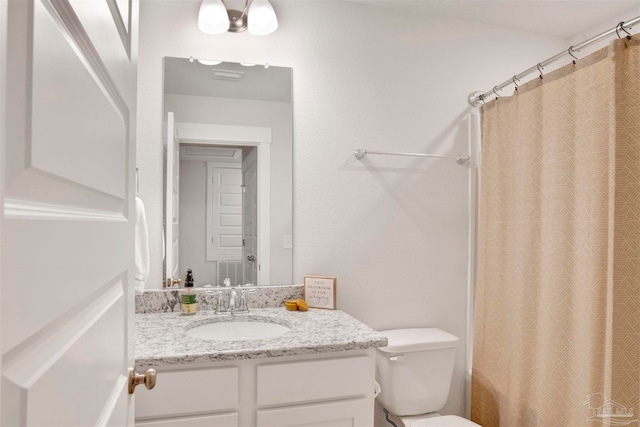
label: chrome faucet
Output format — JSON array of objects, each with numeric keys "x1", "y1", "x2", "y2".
[
  {"x1": 229, "y1": 288, "x2": 238, "y2": 310},
  {"x1": 215, "y1": 286, "x2": 256, "y2": 315}
]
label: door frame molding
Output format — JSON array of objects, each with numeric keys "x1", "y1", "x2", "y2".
[{"x1": 0, "y1": 0, "x2": 8, "y2": 406}]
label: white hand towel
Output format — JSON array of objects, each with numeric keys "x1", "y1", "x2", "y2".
[{"x1": 135, "y1": 196, "x2": 150, "y2": 295}]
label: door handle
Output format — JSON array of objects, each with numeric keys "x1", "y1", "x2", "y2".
[
  {"x1": 247, "y1": 255, "x2": 256, "y2": 262},
  {"x1": 128, "y1": 367, "x2": 157, "y2": 394},
  {"x1": 164, "y1": 278, "x2": 182, "y2": 288}
]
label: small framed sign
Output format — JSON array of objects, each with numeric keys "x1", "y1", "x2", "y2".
[{"x1": 303, "y1": 276, "x2": 337, "y2": 310}]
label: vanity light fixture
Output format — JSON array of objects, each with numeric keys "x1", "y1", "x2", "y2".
[
  {"x1": 247, "y1": 0, "x2": 278, "y2": 35},
  {"x1": 198, "y1": 0, "x2": 278, "y2": 35},
  {"x1": 198, "y1": 0, "x2": 230, "y2": 34}
]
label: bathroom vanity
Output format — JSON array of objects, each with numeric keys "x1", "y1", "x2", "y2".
[{"x1": 134, "y1": 307, "x2": 387, "y2": 426}]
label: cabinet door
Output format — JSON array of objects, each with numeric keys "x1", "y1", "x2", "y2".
[
  {"x1": 136, "y1": 413, "x2": 238, "y2": 427},
  {"x1": 136, "y1": 367, "x2": 238, "y2": 419},
  {"x1": 256, "y1": 398, "x2": 370, "y2": 427},
  {"x1": 257, "y1": 356, "x2": 372, "y2": 406}
]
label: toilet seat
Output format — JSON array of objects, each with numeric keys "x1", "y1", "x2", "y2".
[{"x1": 407, "y1": 415, "x2": 481, "y2": 427}]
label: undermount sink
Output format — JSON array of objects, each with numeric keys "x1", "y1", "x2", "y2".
[{"x1": 185, "y1": 320, "x2": 290, "y2": 341}]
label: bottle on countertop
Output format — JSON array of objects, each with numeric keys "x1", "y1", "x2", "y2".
[{"x1": 181, "y1": 268, "x2": 197, "y2": 315}]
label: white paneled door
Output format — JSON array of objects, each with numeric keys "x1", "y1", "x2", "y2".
[
  {"x1": 2, "y1": 0, "x2": 139, "y2": 425},
  {"x1": 207, "y1": 165, "x2": 242, "y2": 261}
]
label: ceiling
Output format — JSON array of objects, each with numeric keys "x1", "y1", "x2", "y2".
[
  {"x1": 164, "y1": 57, "x2": 292, "y2": 103},
  {"x1": 351, "y1": 0, "x2": 639, "y2": 38}
]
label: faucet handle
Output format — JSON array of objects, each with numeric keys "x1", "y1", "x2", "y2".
[
  {"x1": 237, "y1": 289, "x2": 255, "y2": 313},
  {"x1": 215, "y1": 291, "x2": 228, "y2": 314}
]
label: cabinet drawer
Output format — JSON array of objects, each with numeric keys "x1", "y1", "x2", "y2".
[
  {"x1": 136, "y1": 367, "x2": 238, "y2": 419},
  {"x1": 136, "y1": 413, "x2": 238, "y2": 427},
  {"x1": 257, "y1": 356, "x2": 372, "y2": 406},
  {"x1": 256, "y1": 398, "x2": 370, "y2": 427}
]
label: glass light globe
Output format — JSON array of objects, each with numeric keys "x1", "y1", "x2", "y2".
[
  {"x1": 248, "y1": 0, "x2": 278, "y2": 36},
  {"x1": 198, "y1": 0, "x2": 230, "y2": 35}
]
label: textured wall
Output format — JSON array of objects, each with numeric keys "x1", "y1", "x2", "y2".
[{"x1": 136, "y1": 0, "x2": 565, "y2": 417}]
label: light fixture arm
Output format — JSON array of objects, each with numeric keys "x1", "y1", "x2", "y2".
[
  {"x1": 240, "y1": 0, "x2": 249, "y2": 18},
  {"x1": 226, "y1": 0, "x2": 250, "y2": 33}
]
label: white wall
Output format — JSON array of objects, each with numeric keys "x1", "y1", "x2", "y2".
[
  {"x1": 136, "y1": 0, "x2": 566, "y2": 417},
  {"x1": 178, "y1": 159, "x2": 216, "y2": 284},
  {"x1": 166, "y1": 94, "x2": 293, "y2": 285},
  {"x1": 569, "y1": 6, "x2": 640, "y2": 55}
]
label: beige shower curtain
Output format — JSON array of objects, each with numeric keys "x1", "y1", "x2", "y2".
[{"x1": 472, "y1": 36, "x2": 640, "y2": 427}]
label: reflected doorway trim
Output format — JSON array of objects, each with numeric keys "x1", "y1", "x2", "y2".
[{"x1": 177, "y1": 122, "x2": 271, "y2": 286}]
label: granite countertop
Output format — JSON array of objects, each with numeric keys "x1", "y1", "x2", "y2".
[{"x1": 136, "y1": 308, "x2": 388, "y2": 368}]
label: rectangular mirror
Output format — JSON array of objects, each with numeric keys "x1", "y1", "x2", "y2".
[{"x1": 163, "y1": 57, "x2": 293, "y2": 287}]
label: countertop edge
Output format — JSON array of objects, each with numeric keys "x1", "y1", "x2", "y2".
[
  {"x1": 135, "y1": 308, "x2": 388, "y2": 368},
  {"x1": 136, "y1": 339, "x2": 388, "y2": 369}
]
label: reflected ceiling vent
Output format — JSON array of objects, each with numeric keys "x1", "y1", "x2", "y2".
[
  {"x1": 181, "y1": 145, "x2": 242, "y2": 162},
  {"x1": 210, "y1": 69, "x2": 245, "y2": 81},
  {"x1": 184, "y1": 146, "x2": 240, "y2": 158}
]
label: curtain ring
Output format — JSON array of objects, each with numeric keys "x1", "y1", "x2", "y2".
[
  {"x1": 616, "y1": 22, "x2": 632, "y2": 39},
  {"x1": 492, "y1": 86, "x2": 501, "y2": 98},
  {"x1": 621, "y1": 22, "x2": 632, "y2": 39},
  {"x1": 536, "y1": 63, "x2": 544, "y2": 79},
  {"x1": 512, "y1": 75, "x2": 519, "y2": 91},
  {"x1": 568, "y1": 46, "x2": 578, "y2": 64}
]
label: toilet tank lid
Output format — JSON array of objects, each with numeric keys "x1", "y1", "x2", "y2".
[{"x1": 377, "y1": 328, "x2": 459, "y2": 353}]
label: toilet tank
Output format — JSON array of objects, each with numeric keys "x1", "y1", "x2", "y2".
[{"x1": 376, "y1": 328, "x2": 459, "y2": 416}]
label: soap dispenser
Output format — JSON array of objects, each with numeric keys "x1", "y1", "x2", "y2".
[{"x1": 181, "y1": 268, "x2": 197, "y2": 315}]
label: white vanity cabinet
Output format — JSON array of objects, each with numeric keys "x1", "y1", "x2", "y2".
[
  {"x1": 255, "y1": 354, "x2": 373, "y2": 426},
  {"x1": 134, "y1": 349, "x2": 375, "y2": 427},
  {"x1": 135, "y1": 366, "x2": 239, "y2": 426}
]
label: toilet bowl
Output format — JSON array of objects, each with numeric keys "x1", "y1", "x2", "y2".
[{"x1": 375, "y1": 328, "x2": 482, "y2": 427}]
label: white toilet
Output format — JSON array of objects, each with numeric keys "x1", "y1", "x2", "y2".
[{"x1": 376, "y1": 328, "x2": 481, "y2": 427}]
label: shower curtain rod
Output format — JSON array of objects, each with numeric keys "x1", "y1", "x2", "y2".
[
  {"x1": 354, "y1": 149, "x2": 470, "y2": 165},
  {"x1": 468, "y1": 16, "x2": 640, "y2": 106}
]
